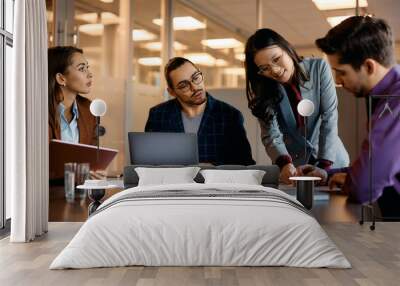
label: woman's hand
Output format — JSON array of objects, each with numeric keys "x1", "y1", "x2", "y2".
[
  {"x1": 280, "y1": 163, "x2": 297, "y2": 185},
  {"x1": 296, "y1": 164, "x2": 328, "y2": 185}
]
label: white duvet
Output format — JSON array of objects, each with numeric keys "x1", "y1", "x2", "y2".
[{"x1": 50, "y1": 183, "x2": 351, "y2": 269}]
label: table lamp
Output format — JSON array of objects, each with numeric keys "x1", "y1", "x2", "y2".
[
  {"x1": 290, "y1": 99, "x2": 317, "y2": 210},
  {"x1": 89, "y1": 99, "x2": 107, "y2": 162},
  {"x1": 297, "y1": 99, "x2": 315, "y2": 163}
]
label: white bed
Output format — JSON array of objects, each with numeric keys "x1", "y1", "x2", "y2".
[{"x1": 50, "y1": 183, "x2": 351, "y2": 269}]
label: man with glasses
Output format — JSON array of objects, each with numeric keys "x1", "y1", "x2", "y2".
[{"x1": 145, "y1": 57, "x2": 255, "y2": 165}]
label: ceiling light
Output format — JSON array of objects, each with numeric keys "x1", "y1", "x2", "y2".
[
  {"x1": 138, "y1": 57, "x2": 162, "y2": 66},
  {"x1": 101, "y1": 12, "x2": 120, "y2": 24},
  {"x1": 132, "y1": 29, "x2": 157, "y2": 41},
  {"x1": 215, "y1": 59, "x2": 228, "y2": 67},
  {"x1": 312, "y1": 0, "x2": 368, "y2": 10},
  {"x1": 201, "y1": 38, "x2": 243, "y2": 49},
  {"x1": 79, "y1": 24, "x2": 104, "y2": 36},
  {"x1": 76, "y1": 12, "x2": 119, "y2": 24},
  {"x1": 326, "y1": 15, "x2": 351, "y2": 27},
  {"x1": 184, "y1": 53, "x2": 216, "y2": 66},
  {"x1": 142, "y1": 41, "x2": 187, "y2": 51},
  {"x1": 224, "y1": 67, "x2": 245, "y2": 76},
  {"x1": 100, "y1": 0, "x2": 114, "y2": 3},
  {"x1": 235, "y1": 53, "x2": 245, "y2": 61},
  {"x1": 153, "y1": 16, "x2": 206, "y2": 30},
  {"x1": 76, "y1": 13, "x2": 98, "y2": 23}
]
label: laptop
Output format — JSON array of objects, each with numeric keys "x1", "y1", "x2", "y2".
[{"x1": 128, "y1": 132, "x2": 199, "y2": 165}]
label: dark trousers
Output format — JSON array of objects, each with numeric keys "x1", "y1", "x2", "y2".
[{"x1": 377, "y1": 187, "x2": 400, "y2": 219}]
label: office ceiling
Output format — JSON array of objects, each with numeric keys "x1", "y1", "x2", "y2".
[
  {"x1": 187, "y1": 0, "x2": 400, "y2": 47},
  {"x1": 52, "y1": 0, "x2": 400, "y2": 66},
  {"x1": 69, "y1": 0, "x2": 400, "y2": 48}
]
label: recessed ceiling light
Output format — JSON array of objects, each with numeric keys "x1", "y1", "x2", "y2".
[
  {"x1": 326, "y1": 15, "x2": 352, "y2": 27},
  {"x1": 132, "y1": 29, "x2": 157, "y2": 41},
  {"x1": 312, "y1": 0, "x2": 368, "y2": 10},
  {"x1": 184, "y1": 53, "x2": 216, "y2": 66},
  {"x1": 101, "y1": 12, "x2": 120, "y2": 24},
  {"x1": 201, "y1": 38, "x2": 243, "y2": 49},
  {"x1": 78, "y1": 24, "x2": 104, "y2": 36},
  {"x1": 142, "y1": 41, "x2": 187, "y2": 51},
  {"x1": 138, "y1": 57, "x2": 162, "y2": 66},
  {"x1": 153, "y1": 16, "x2": 206, "y2": 30},
  {"x1": 76, "y1": 12, "x2": 119, "y2": 25}
]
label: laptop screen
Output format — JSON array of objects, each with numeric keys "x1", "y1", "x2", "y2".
[{"x1": 128, "y1": 132, "x2": 199, "y2": 165}]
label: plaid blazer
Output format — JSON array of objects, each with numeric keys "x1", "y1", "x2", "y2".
[{"x1": 145, "y1": 93, "x2": 255, "y2": 165}]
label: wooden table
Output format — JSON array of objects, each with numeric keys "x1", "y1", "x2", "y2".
[
  {"x1": 49, "y1": 183, "x2": 364, "y2": 223},
  {"x1": 279, "y1": 184, "x2": 363, "y2": 224},
  {"x1": 49, "y1": 183, "x2": 123, "y2": 222}
]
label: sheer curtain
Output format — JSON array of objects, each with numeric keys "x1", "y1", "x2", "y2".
[{"x1": 6, "y1": 0, "x2": 48, "y2": 242}]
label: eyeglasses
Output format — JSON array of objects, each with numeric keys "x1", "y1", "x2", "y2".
[
  {"x1": 257, "y1": 51, "x2": 284, "y2": 75},
  {"x1": 175, "y1": 71, "x2": 204, "y2": 92}
]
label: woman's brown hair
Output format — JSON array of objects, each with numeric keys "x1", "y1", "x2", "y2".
[{"x1": 48, "y1": 46, "x2": 83, "y2": 130}]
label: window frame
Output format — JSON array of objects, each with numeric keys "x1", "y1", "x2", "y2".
[{"x1": 0, "y1": 0, "x2": 14, "y2": 232}]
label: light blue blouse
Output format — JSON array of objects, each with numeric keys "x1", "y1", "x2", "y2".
[{"x1": 58, "y1": 101, "x2": 79, "y2": 143}]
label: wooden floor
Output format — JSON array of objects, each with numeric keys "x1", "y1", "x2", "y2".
[{"x1": 1, "y1": 222, "x2": 399, "y2": 286}]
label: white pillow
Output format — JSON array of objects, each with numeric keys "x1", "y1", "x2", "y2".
[
  {"x1": 200, "y1": 169, "x2": 266, "y2": 185},
  {"x1": 135, "y1": 167, "x2": 201, "y2": 186}
]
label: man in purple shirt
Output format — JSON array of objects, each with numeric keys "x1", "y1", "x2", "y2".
[{"x1": 299, "y1": 16, "x2": 400, "y2": 217}]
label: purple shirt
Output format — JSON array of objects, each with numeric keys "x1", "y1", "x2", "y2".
[{"x1": 337, "y1": 65, "x2": 400, "y2": 203}]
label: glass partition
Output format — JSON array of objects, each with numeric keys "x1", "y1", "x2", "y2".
[
  {"x1": 71, "y1": 0, "x2": 168, "y2": 174},
  {"x1": 173, "y1": 1, "x2": 246, "y2": 89},
  {"x1": 130, "y1": 0, "x2": 163, "y2": 134},
  {"x1": 46, "y1": 0, "x2": 257, "y2": 176},
  {"x1": 73, "y1": 0, "x2": 126, "y2": 175}
]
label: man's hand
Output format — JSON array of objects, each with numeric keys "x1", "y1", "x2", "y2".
[
  {"x1": 280, "y1": 163, "x2": 297, "y2": 185},
  {"x1": 328, "y1": 173, "x2": 347, "y2": 192},
  {"x1": 297, "y1": 164, "x2": 328, "y2": 185}
]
